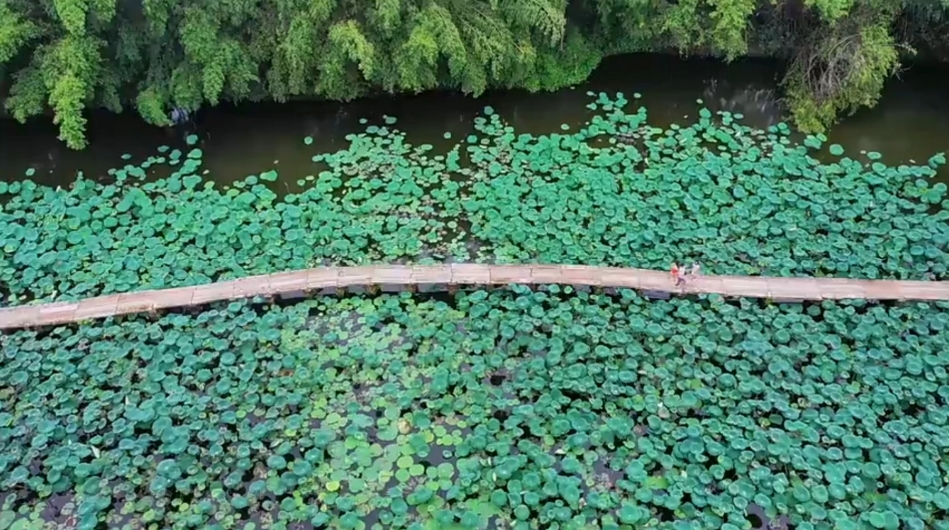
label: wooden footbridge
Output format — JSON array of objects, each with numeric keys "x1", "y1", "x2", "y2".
[{"x1": 1, "y1": 264, "x2": 947, "y2": 330}]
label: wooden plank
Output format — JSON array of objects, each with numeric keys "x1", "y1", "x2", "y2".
[
  {"x1": 116, "y1": 292, "x2": 156, "y2": 314},
  {"x1": 560, "y1": 265, "x2": 603, "y2": 286},
  {"x1": 254, "y1": 274, "x2": 281, "y2": 295},
  {"x1": 150, "y1": 286, "x2": 200, "y2": 310},
  {"x1": 337, "y1": 266, "x2": 374, "y2": 287},
  {"x1": 897, "y1": 282, "x2": 949, "y2": 301},
  {"x1": 75, "y1": 295, "x2": 121, "y2": 321},
  {"x1": 766, "y1": 278, "x2": 822, "y2": 300},
  {"x1": 192, "y1": 282, "x2": 234, "y2": 305},
  {"x1": 268, "y1": 270, "x2": 310, "y2": 293},
  {"x1": 819, "y1": 279, "x2": 867, "y2": 300},
  {"x1": 682, "y1": 275, "x2": 724, "y2": 296},
  {"x1": 307, "y1": 268, "x2": 339, "y2": 289},
  {"x1": 530, "y1": 265, "x2": 564, "y2": 284},
  {"x1": 718, "y1": 276, "x2": 769, "y2": 298},
  {"x1": 598, "y1": 267, "x2": 640, "y2": 288},
  {"x1": 451, "y1": 264, "x2": 491, "y2": 284},
  {"x1": 0, "y1": 306, "x2": 40, "y2": 329},
  {"x1": 34, "y1": 302, "x2": 79, "y2": 326},
  {"x1": 638, "y1": 270, "x2": 672, "y2": 291},
  {"x1": 861, "y1": 279, "x2": 904, "y2": 301},
  {"x1": 233, "y1": 275, "x2": 272, "y2": 297},
  {"x1": 1, "y1": 265, "x2": 949, "y2": 329},
  {"x1": 39, "y1": 312, "x2": 80, "y2": 326},
  {"x1": 490, "y1": 265, "x2": 533, "y2": 284},
  {"x1": 371, "y1": 266, "x2": 414, "y2": 284},
  {"x1": 39, "y1": 301, "x2": 80, "y2": 316},
  {"x1": 413, "y1": 265, "x2": 452, "y2": 284},
  {"x1": 925, "y1": 282, "x2": 949, "y2": 299}
]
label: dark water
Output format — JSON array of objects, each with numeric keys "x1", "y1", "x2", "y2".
[{"x1": 2, "y1": 54, "x2": 948, "y2": 187}]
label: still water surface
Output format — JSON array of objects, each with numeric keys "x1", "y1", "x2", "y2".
[{"x1": 2, "y1": 54, "x2": 948, "y2": 187}]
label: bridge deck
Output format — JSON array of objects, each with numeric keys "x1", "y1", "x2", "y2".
[{"x1": 1, "y1": 264, "x2": 946, "y2": 329}]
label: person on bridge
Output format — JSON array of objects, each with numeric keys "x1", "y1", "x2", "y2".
[
  {"x1": 690, "y1": 262, "x2": 701, "y2": 278},
  {"x1": 671, "y1": 263, "x2": 686, "y2": 286}
]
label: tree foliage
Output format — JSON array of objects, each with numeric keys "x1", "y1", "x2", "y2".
[
  {"x1": 784, "y1": 1, "x2": 902, "y2": 132},
  {"x1": 1, "y1": 0, "x2": 948, "y2": 147}
]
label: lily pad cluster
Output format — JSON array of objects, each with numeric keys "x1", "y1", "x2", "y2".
[
  {"x1": 0, "y1": 136, "x2": 466, "y2": 303},
  {"x1": 461, "y1": 101, "x2": 949, "y2": 276},
  {"x1": 1, "y1": 95, "x2": 948, "y2": 305},
  {"x1": 1, "y1": 289, "x2": 948, "y2": 530}
]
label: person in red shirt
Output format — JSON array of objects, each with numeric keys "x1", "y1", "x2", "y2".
[{"x1": 671, "y1": 262, "x2": 685, "y2": 286}]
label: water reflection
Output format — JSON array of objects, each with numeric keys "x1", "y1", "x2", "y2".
[
  {"x1": 702, "y1": 78, "x2": 782, "y2": 126},
  {"x1": 1, "y1": 54, "x2": 947, "y2": 187}
]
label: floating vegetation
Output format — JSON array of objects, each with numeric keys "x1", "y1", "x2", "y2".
[
  {"x1": 0, "y1": 95, "x2": 948, "y2": 307},
  {"x1": 1, "y1": 289, "x2": 948, "y2": 529}
]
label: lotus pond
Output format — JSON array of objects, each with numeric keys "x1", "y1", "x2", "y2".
[
  {"x1": 1, "y1": 93, "x2": 949, "y2": 305},
  {"x1": 1, "y1": 288, "x2": 948, "y2": 530}
]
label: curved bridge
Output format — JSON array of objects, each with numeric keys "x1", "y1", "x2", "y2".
[{"x1": 1, "y1": 264, "x2": 947, "y2": 330}]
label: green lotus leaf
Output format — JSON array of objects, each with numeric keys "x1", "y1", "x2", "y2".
[{"x1": 2, "y1": 96, "x2": 949, "y2": 530}]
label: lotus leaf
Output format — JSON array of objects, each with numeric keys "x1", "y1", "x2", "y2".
[
  {"x1": 1, "y1": 95, "x2": 949, "y2": 529},
  {"x1": 0, "y1": 287, "x2": 946, "y2": 528}
]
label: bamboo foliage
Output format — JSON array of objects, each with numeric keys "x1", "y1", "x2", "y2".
[{"x1": 0, "y1": 0, "x2": 945, "y2": 148}]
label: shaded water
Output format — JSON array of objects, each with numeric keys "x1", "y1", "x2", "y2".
[{"x1": 2, "y1": 54, "x2": 948, "y2": 187}]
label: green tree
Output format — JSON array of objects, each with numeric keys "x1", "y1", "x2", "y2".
[
  {"x1": 784, "y1": 0, "x2": 903, "y2": 132},
  {"x1": 1, "y1": 0, "x2": 948, "y2": 147},
  {"x1": 3, "y1": 0, "x2": 119, "y2": 149}
]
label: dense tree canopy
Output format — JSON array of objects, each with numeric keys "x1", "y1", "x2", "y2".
[{"x1": 1, "y1": 0, "x2": 948, "y2": 148}]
